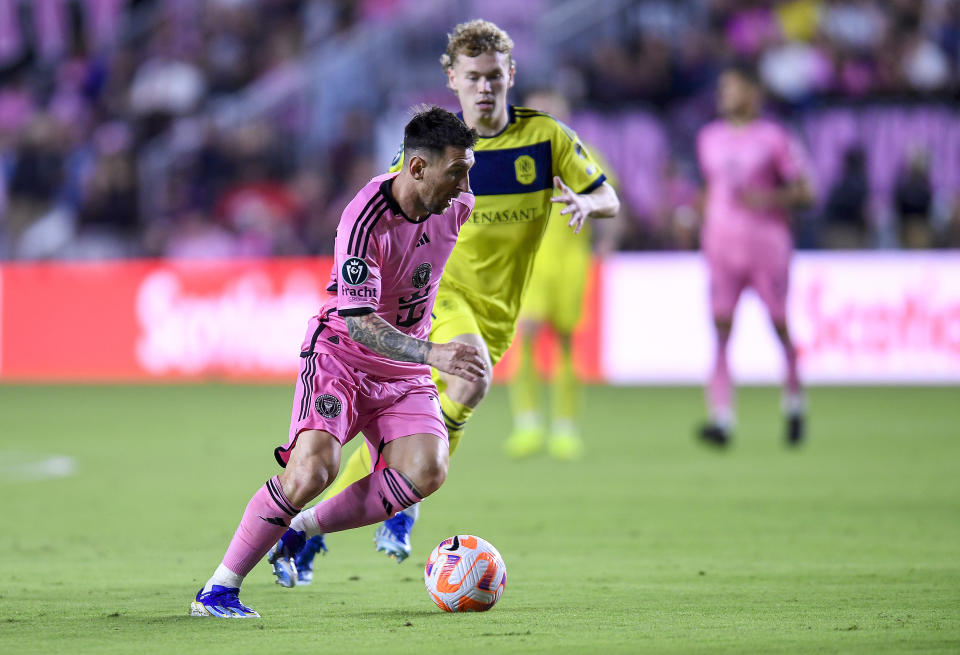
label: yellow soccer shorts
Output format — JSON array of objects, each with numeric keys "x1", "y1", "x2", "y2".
[
  {"x1": 429, "y1": 282, "x2": 515, "y2": 390},
  {"x1": 520, "y1": 230, "x2": 590, "y2": 335}
]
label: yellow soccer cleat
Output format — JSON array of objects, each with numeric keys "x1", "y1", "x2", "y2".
[
  {"x1": 504, "y1": 427, "x2": 545, "y2": 458},
  {"x1": 547, "y1": 431, "x2": 584, "y2": 460}
]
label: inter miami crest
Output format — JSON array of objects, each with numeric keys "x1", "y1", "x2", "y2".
[
  {"x1": 341, "y1": 257, "x2": 369, "y2": 286},
  {"x1": 412, "y1": 262, "x2": 432, "y2": 289},
  {"x1": 315, "y1": 394, "x2": 342, "y2": 418}
]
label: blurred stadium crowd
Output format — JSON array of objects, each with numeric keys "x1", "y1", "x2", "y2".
[{"x1": 1, "y1": 0, "x2": 959, "y2": 261}]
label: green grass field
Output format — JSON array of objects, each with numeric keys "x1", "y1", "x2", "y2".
[{"x1": 1, "y1": 384, "x2": 958, "y2": 654}]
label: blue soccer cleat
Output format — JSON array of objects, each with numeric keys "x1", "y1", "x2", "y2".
[
  {"x1": 374, "y1": 511, "x2": 415, "y2": 563},
  {"x1": 268, "y1": 528, "x2": 306, "y2": 588},
  {"x1": 294, "y1": 535, "x2": 328, "y2": 585},
  {"x1": 190, "y1": 585, "x2": 260, "y2": 618}
]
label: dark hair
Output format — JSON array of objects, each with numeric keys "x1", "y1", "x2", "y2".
[
  {"x1": 403, "y1": 106, "x2": 478, "y2": 157},
  {"x1": 723, "y1": 61, "x2": 761, "y2": 88}
]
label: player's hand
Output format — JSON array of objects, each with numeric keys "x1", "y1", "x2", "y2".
[
  {"x1": 551, "y1": 176, "x2": 589, "y2": 235},
  {"x1": 427, "y1": 341, "x2": 488, "y2": 383}
]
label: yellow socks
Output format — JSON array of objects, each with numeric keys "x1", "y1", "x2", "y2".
[
  {"x1": 509, "y1": 334, "x2": 541, "y2": 426},
  {"x1": 552, "y1": 343, "x2": 580, "y2": 432},
  {"x1": 440, "y1": 392, "x2": 473, "y2": 455},
  {"x1": 549, "y1": 343, "x2": 583, "y2": 459}
]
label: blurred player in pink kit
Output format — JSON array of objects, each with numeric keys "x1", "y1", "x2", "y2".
[
  {"x1": 190, "y1": 107, "x2": 484, "y2": 618},
  {"x1": 696, "y1": 65, "x2": 814, "y2": 448}
]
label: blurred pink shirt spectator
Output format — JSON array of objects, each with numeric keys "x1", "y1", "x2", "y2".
[
  {"x1": 0, "y1": 0, "x2": 123, "y2": 63},
  {"x1": 33, "y1": 0, "x2": 68, "y2": 61},
  {"x1": 359, "y1": 0, "x2": 413, "y2": 21},
  {"x1": 0, "y1": 86, "x2": 36, "y2": 142},
  {"x1": 726, "y1": 7, "x2": 781, "y2": 58},
  {"x1": 838, "y1": 57, "x2": 875, "y2": 96},
  {"x1": 0, "y1": 0, "x2": 23, "y2": 64},
  {"x1": 84, "y1": 0, "x2": 125, "y2": 52}
]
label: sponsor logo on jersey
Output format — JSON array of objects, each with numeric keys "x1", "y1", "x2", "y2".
[
  {"x1": 341, "y1": 257, "x2": 369, "y2": 285},
  {"x1": 470, "y1": 207, "x2": 541, "y2": 224},
  {"x1": 514, "y1": 155, "x2": 536, "y2": 185},
  {"x1": 415, "y1": 233, "x2": 431, "y2": 248},
  {"x1": 412, "y1": 262, "x2": 432, "y2": 289},
  {"x1": 396, "y1": 288, "x2": 430, "y2": 328},
  {"x1": 315, "y1": 394, "x2": 342, "y2": 418},
  {"x1": 340, "y1": 285, "x2": 377, "y2": 298}
]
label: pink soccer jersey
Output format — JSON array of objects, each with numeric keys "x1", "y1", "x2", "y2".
[
  {"x1": 697, "y1": 118, "x2": 809, "y2": 266},
  {"x1": 306, "y1": 172, "x2": 474, "y2": 379}
]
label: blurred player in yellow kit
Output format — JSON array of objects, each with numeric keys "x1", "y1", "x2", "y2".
[
  {"x1": 281, "y1": 20, "x2": 620, "y2": 576},
  {"x1": 505, "y1": 89, "x2": 620, "y2": 461}
]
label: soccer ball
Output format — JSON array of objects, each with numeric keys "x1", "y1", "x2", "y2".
[{"x1": 423, "y1": 535, "x2": 506, "y2": 612}]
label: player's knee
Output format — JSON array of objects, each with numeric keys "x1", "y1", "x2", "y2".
[
  {"x1": 415, "y1": 459, "x2": 448, "y2": 498},
  {"x1": 449, "y1": 374, "x2": 490, "y2": 408},
  {"x1": 403, "y1": 452, "x2": 448, "y2": 499},
  {"x1": 282, "y1": 459, "x2": 338, "y2": 507},
  {"x1": 281, "y1": 432, "x2": 341, "y2": 506}
]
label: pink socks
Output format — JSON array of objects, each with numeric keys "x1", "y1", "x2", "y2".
[
  {"x1": 708, "y1": 329, "x2": 732, "y2": 424},
  {"x1": 295, "y1": 468, "x2": 422, "y2": 536},
  {"x1": 221, "y1": 476, "x2": 301, "y2": 577}
]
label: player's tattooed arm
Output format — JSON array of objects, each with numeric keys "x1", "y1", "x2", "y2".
[
  {"x1": 344, "y1": 312, "x2": 487, "y2": 382},
  {"x1": 345, "y1": 312, "x2": 432, "y2": 364}
]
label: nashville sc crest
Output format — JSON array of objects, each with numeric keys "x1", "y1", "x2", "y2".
[{"x1": 514, "y1": 155, "x2": 536, "y2": 185}]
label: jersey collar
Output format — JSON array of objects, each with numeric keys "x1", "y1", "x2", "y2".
[
  {"x1": 456, "y1": 105, "x2": 515, "y2": 139},
  {"x1": 380, "y1": 177, "x2": 430, "y2": 224}
]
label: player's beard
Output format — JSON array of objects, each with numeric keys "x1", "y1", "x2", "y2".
[{"x1": 425, "y1": 194, "x2": 451, "y2": 215}]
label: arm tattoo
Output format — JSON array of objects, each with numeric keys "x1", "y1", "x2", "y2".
[{"x1": 346, "y1": 313, "x2": 433, "y2": 364}]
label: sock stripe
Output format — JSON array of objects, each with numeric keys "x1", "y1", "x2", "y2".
[
  {"x1": 443, "y1": 416, "x2": 464, "y2": 434},
  {"x1": 265, "y1": 477, "x2": 299, "y2": 517},
  {"x1": 383, "y1": 469, "x2": 415, "y2": 507},
  {"x1": 383, "y1": 469, "x2": 413, "y2": 507},
  {"x1": 440, "y1": 409, "x2": 466, "y2": 427}
]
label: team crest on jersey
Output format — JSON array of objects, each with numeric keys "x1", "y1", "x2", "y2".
[
  {"x1": 514, "y1": 155, "x2": 536, "y2": 185},
  {"x1": 341, "y1": 257, "x2": 369, "y2": 286},
  {"x1": 412, "y1": 262, "x2": 432, "y2": 289},
  {"x1": 315, "y1": 394, "x2": 342, "y2": 419}
]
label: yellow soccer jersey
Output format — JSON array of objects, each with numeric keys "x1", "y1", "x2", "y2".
[
  {"x1": 390, "y1": 105, "x2": 607, "y2": 335},
  {"x1": 537, "y1": 142, "x2": 618, "y2": 257},
  {"x1": 522, "y1": 142, "x2": 618, "y2": 332}
]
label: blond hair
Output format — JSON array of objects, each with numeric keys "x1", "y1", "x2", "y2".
[{"x1": 440, "y1": 19, "x2": 514, "y2": 71}]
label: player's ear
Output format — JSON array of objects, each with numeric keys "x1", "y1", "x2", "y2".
[
  {"x1": 507, "y1": 61, "x2": 516, "y2": 89},
  {"x1": 409, "y1": 154, "x2": 427, "y2": 180},
  {"x1": 446, "y1": 65, "x2": 457, "y2": 92}
]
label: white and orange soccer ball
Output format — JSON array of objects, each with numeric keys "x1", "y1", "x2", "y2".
[{"x1": 423, "y1": 535, "x2": 507, "y2": 612}]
